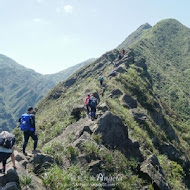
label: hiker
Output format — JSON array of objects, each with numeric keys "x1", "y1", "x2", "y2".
[
  {"x1": 121, "y1": 49, "x2": 125, "y2": 57},
  {"x1": 0, "y1": 131, "x2": 16, "y2": 174},
  {"x1": 19, "y1": 107, "x2": 38, "y2": 155},
  {"x1": 84, "y1": 94, "x2": 91, "y2": 115},
  {"x1": 89, "y1": 95, "x2": 97, "y2": 121},
  {"x1": 118, "y1": 54, "x2": 122, "y2": 60},
  {"x1": 99, "y1": 76, "x2": 104, "y2": 86}
]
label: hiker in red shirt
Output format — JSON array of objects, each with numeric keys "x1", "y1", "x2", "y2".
[{"x1": 84, "y1": 94, "x2": 91, "y2": 115}]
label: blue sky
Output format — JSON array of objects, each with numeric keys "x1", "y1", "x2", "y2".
[{"x1": 0, "y1": 0, "x2": 189, "y2": 74}]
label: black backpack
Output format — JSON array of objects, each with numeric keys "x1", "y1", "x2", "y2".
[{"x1": 0, "y1": 131, "x2": 15, "y2": 149}]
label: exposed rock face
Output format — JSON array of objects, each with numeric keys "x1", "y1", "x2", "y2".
[
  {"x1": 140, "y1": 155, "x2": 170, "y2": 190},
  {"x1": 115, "y1": 66, "x2": 127, "y2": 73},
  {"x1": 121, "y1": 94, "x2": 138, "y2": 109},
  {"x1": 159, "y1": 143, "x2": 190, "y2": 170},
  {"x1": 33, "y1": 153, "x2": 55, "y2": 173},
  {"x1": 149, "y1": 110, "x2": 179, "y2": 142},
  {"x1": 109, "y1": 89, "x2": 123, "y2": 98},
  {"x1": 71, "y1": 105, "x2": 85, "y2": 120},
  {"x1": 94, "y1": 111, "x2": 142, "y2": 159},
  {"x1": 64, "y1": 77, "x2": 76, "y2": 88},
  {"x1": 94, "y1": 111, "x2": 128, "y2": 150},
  {"x1": 0, "y1": 151, "x2": 47, "y2": 190}
]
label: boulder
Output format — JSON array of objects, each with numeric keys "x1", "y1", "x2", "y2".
[
  {"x1": 115, "y1": 66, "x2": 126, "y2": 73},
  {"x1": 121, "y1": 94, "x2": 138, "y2": 109},
  {"x1": 140, "y1": 155, "x2": 170, "y2": 190},
  {"x1": 2, "y1": 182, "x2": 18, "y2": 190},
  {"x1": 71, "y1": 105, "x2": 85, "y2": 120},
  {"x1": 97, "y1": 103, "x2": 109, "y2": 112},
  {"x1": 73, "y1": 132, "x2": 92, "y2": 149},
  {"x1": 109, "y1": 89, "x2": 123, "y2": 98},
  {"x1": 33, "y1": 153, "x2": 54, "y2": 174},
  {"x1": 4, "y1": 169, "x2": 19, "y2": 184},
  {"x1": 94, "y1": 111, "x2": 128, "y2": 150},
  {"x1": 79, "y1": 125, "x2": 93, "y2": 137}
]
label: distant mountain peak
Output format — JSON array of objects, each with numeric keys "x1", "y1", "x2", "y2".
[{"x1": 117, "y1": 23, "x2": 152, "y2": 49}]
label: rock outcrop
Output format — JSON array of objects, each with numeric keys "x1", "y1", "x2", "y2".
[
  {"x1": 121, "y1": 94, "x2": 138, "y2": 109},
  {"x1": 140, "y1": 155, "x2": 170, "y2": 190}
]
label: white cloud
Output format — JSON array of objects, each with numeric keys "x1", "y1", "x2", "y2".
[
  {"x1": 32, "y1": 18, "x2": 42, "y2": 22},
  {"x1": 64, "y1": 5, "x2": 73, "y2": 14}
]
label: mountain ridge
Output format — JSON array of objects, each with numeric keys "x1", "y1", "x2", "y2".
[{"x1": 18, "y1": 18, "x2": 190, "y2": 189}]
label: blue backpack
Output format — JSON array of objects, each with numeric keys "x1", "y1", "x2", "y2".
[{"x1": 20, "y1": 114, "x2": 34, "y2": 131}]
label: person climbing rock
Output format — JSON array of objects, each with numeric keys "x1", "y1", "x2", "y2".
[
  {"x1": 19, "y1": 106, "x2": 38, "y2": 155},
  {"x1": 84, "y1": 94, "x2": 91, "y2": 115},
  {"x1": 99, "y1": 76, "x2": 104, "y2": 86},
  {"x1": 0, "y1": 131, "x2": 16, "y2": 174},
  {"x1": 88, "y1": 95, "x2": 97, "y2": 121}
]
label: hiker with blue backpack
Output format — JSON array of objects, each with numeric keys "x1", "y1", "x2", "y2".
[
  {"x1": 99, "y1": 76, "x2": 104, "y2": 86},
  {"x1": 88, "y1": 95, "x2": 97, "y2": 121},
  {"x1": 0, "y1": 131, "x2": 16, "y2": 174},
  {"x1": 19, "y1": 107, "x2": 38, "y2": 155}
]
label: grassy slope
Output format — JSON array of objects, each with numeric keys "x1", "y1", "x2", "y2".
[
  {"x1": 0, "y1": 54, "x2": 55, "y2": 130},
  {"x1": 130, "y1": 19, "x2": 190, "y2": 122}
]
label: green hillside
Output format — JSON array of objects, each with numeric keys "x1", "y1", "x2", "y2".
[
  {"x1": 14, "y1": 19, "x2": 190, "y2": 189},
  {"x1": 0, "y1": 54, "x2": 55, "y2": 131},
  {"x1": 0, "y1": 55, "x2": 94, "y2": 131},
  {"x1": 130, "y1": 19, "x2": 190, "y2": 122}
]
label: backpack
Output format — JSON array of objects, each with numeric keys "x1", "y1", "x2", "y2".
[
  {"x1": 99, "y1": 77, "x2": 104, "y2": 82},
  {"x1": 20, "y1": 114, "x2": 34, "y2": 131},
  {"x1": 89, "y1": 98, "x2": 97, "y2": 108},
  {"x1": 0, "y1": 131, "x2": 15, "y2": 149}
]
